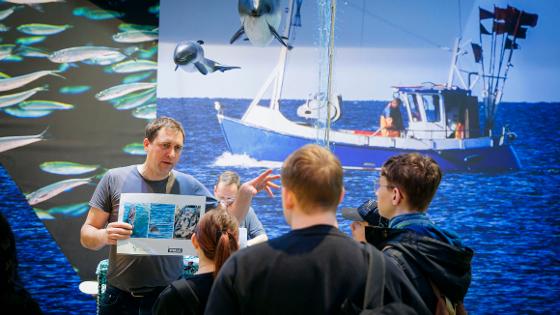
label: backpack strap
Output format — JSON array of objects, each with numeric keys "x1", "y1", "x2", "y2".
[
  {"x1": 363, "y1": 243, "x2": 386, "y2": 309},
  {"x1": 165, "y1": 171, "x2": 176, "y2": 194},
  {"x1": 428, "y1": 279, "x2": 457, "y2": 315},
  {"x1": 171, "y1": 278, "x2": 200, "y2": 314}
]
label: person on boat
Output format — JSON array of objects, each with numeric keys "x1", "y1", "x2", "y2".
[
  {"x1": 152, "y1": 207, "x2": 239, "y2": 315},
  {"x1": 80, "y1": 117, "x2": 279, "y2": 315},
  {"x1": 345, "y1": 153, "x2": 473, "y2": 314},
  {"x1": 448, "y1": 115, "x2": 465, "y2": 139},
  {"x1": 379, "y1": 98, "x2": 404, "y2": 137},
  {"x1": 206, "y1": 144, "x2": 429, "y2": 315},
  {"x1": 214, "y1": 171, "x2": 268, "y2": 246}
]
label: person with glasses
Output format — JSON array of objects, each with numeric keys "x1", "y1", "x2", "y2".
[
  {"x1": 344, "y1": 153, "x2": 473, "y2": 314},
  {"x1": 206, "y1": 145, "x2": 428, "y2": 315},
  {"x1": 214, "y1": 171, "x2": 268, "y2": 246},
  {"x1": 80, "y1": 117, "x2": 279, "y2": 315}
]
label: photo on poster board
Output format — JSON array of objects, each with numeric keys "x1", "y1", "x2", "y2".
[{"x1": 117, "y1": 193, "x2": 206, "y2": 256}]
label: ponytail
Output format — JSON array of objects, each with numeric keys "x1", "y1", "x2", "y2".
[
  {"x1": 213, "y1": 230, "x2": 239, "y2": 278},
  {"x1": 195, "y1": 207, "x2": 239, "y2": 278}
]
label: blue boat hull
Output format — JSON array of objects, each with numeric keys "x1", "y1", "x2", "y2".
[{"x1": 219, "y1": 116, "x2": 521, "y2": 172}]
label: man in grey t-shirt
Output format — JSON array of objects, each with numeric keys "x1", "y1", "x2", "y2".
[
  {"x1": 80, "y1": 117, "x2": 279, "y2": 315},
  {"x1": 214, "y1": 171, "x2": 268, "y2": 246}
]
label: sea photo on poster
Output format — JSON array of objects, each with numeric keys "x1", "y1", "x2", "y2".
[{"x1": 117, "y1": 193, "x2": 205, "y2": 256}]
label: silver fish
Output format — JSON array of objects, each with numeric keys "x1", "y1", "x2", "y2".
[
  {"x1": 48, "y1": 46, "x2": 124, "y2": 63},
  {"x1": 95, "y1": 82, "x2": 156, "y2": 101},
  {"x1": 34, "y1": 208, "x2": 55, "y2": 220},
  {"x1": 0, "y1": 85, "x2": 47, "y2": 109},
  {"x1": 0, "y1": 44, "x2": 15, "y2": 60},
  {"x1": 16, "y1": 46, "x2": 50, "y2": 58},
  {"x1": 0, "y1": 70, "x2": 64, "y2": 92},
  {"x1": 132, "y1": 103, "x2": 156, "y2": 120},
  {"x1": 111, "y1": 60, "x2": 157, "y2": 73},
  {"x1": 122, "y1": 142, "x2": 146, "y2": 155},
  {"x1": 0, "y1": 24, "x2": 9, "y2": 32},
  {"x1": 0, "y1": 6, "x2": 23, "y2": 21},
  {"x1": 0, "y1": 128, "x2": 48, "y2": 153},
  {"x1": 111, "y1": 88, "x2": 156, "y2": 110},
  {"x1": 26, "y1": 177, "x2": 93, "y2": 206},
  {"x1": 4, "y1": 107, "x2": 52, "y2": 118},
  {"x1": 40, "y1": 161, "x2": 99, "y2": 175},
  {"x1": 112, "y1": 30, "x2": 158, "y2": 43},
  {"x1": 17, "y1": 23, "x2": 72, "y2": 36},
  {"x1": 19, "y1": 100, "x2": 73, "y2": 111},
  {"x1": 231, "y1": 0, "x2": 287, "y2": 48},
  {"x1": 118, "y1": 23, "x2": 156, "y2": 32}
]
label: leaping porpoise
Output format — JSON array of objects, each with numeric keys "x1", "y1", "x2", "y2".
[
  {"x1": 173, "y1": 40, "x2": 239, "y2": 75},
  {"x1": 230, "y1": 0, "x2": 290, "y2": 48}
]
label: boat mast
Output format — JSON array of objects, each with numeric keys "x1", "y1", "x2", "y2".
[
  {"x1": 270, "y1": 0, "x2": 295, "y2": 110},
  {"x1": 324, "y1": 0, "x2": 336, "y2": 146}
]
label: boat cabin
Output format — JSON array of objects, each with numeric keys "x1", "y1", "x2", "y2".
[{"x1": 394, "y1": 86, "x2": 481, "y2": 140}]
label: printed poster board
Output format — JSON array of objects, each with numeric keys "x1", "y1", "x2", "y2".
[{"x1": 117, "y1": 193, "x2": 205, "y2": 256}]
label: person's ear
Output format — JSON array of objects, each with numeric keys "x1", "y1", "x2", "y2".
[
  {"x1": 191, "y1": 233, "x2": 199, "y2": 250},
  {"x1": 338, "y1": 187, "x2": 345, "y2": 205},
  {"x1": 392, "y1": 187, "x2": 401, "y2": 206},
  {"x1": 143, "y1": 138, "x2": 150, "y2": 151},
  {"x1": 282, "y1": 188, "x2": 293, "y2": 209}
]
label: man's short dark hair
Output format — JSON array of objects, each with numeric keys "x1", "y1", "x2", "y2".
[
  {"x1": 145, "y1": 117, "x2": 185, "y2": 142},
  {"x1": 281, "y1": 144, "x2": 343, "y2": 211},
  {"x1": 381, "y1": 153, "x2": 442, "y2": 211}
]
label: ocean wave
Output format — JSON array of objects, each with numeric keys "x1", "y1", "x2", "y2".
[{"x1": 213, "y1": 152, "x2": 282, "y2": 169}]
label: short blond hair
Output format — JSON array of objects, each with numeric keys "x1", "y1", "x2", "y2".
[{"x1": 281, "y1": 144, "x2": 343, "y2": 211}]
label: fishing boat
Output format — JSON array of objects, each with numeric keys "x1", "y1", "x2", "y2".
[{"x1": 216, "y1": 1, "x2": 536, "y2": 172}]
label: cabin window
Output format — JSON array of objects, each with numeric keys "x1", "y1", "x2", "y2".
[
  {"x1": 422, "y1": 94, "x2": 441, "y2": 122},
  {"x1": 407, "y1": 94, "x2": 422, "y2": 121}
]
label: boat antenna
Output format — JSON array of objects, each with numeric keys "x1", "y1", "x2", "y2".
[{"x1": 472, "y1": 5, "x2": 538, "y2": 135}]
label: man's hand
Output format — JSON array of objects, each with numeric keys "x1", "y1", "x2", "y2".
[
  {"x1": 350, "y1": 221, "x2": 367, "y2": 243},
  {"x1": 104, "y1": 221, "x2": 133, "y2": 245},
  {"x1": 241, "y1": 169, "x2": 281, "y2": 197},
  {"x1": 229, "y1": 169, "x2": 280, "y2": 222}
]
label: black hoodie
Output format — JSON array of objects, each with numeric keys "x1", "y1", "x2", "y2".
[{"x1": 365, "y1": 227, "x2": 474, "y2": 313}]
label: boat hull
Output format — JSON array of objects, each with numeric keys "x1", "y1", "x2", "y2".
[{"x1": 219, "y1": 115, "x2": 521, "y2": 172}]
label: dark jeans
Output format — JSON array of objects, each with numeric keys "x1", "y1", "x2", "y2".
[{"x1": 99, "y1": 285, "x2": 166, "y2": 315}]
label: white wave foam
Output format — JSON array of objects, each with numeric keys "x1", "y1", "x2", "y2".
[{"x1": 213, "y1": 152, "x2": 282, "y2": 169}]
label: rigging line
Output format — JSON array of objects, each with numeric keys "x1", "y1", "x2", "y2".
[
  {"x1": 457, "y1": 0, "x2": 463, "y2": 36},
  {"x1": 345, "y1": 2, "x2": 448, "y2": 50},
  {"x1": 360, "y1": 0, "x2": 365, "y2": 46}
]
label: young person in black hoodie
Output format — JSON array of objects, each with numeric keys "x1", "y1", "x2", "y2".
[{"x1": 344, "y1": 153, "x2": 473, "y2": 314}]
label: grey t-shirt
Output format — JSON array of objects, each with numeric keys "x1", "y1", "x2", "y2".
[
  {"x1": 240, "y1": 207, "x2": 266, "y2": 240},
  {"x1": 89, "y1": 165, "x2": 213, "y2": 292}
]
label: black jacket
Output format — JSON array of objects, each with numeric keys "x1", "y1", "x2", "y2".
[{"x1": 366, "y1": 227, "x2": 474, "y2": 313}]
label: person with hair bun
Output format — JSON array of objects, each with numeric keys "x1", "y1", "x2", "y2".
[{"x1": 152, "y1": 207, "x2": 239, "y2": 315}]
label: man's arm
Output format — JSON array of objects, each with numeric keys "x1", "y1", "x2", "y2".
[
  {"x1": 80, "y1": 207, "x2": 132, "y2": 251},
  {"x1": 228, "y1": 169, "x2": 280, "y2": 222},
  {"x1": 247, "y1": 234, "x2": 268, "y2": 246}
]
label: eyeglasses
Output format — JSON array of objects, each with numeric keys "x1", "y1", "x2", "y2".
[{"x1": 219, "y1": 197, "x2": 236, "y2": 207}]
